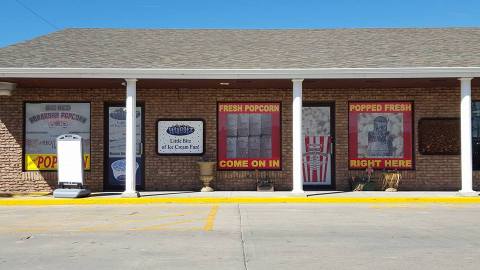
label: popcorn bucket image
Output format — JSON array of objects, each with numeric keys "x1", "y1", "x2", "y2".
[
  {"x1": 302, "y1": 135, "x2": 332, "y2": 183},
  {"x1": 111, "y1": 159, "x2": 139, "y2": 181}
]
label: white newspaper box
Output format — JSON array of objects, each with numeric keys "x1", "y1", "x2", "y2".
[{"x1": 54, "y1": 134, "x2": 90, "y2": 198}]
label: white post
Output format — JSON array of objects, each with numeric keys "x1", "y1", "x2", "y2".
[
  {"x1": 292, "y1": 79, "x2": 304, "y2": 194},
  {"x1": 459, "y1": 78, "x2": 477, "y2": 196},
  {"x1": 122, "y1": 78, "x2": 140, "y2": 198}
]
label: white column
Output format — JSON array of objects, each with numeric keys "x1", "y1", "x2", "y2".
[
  {"x1": 459, "y1": 78, "x2": 476, "y2": 195},
  {"x1": 292, "y1": 79, "x2": 304, "y2": 193},
  {"x1": 122, "y1": 79, "x2": 140, "y2": 198}
]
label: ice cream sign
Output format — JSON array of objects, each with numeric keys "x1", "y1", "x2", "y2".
[{"x1": 157, "y1": 119, "x2": 205, "y2": 155}]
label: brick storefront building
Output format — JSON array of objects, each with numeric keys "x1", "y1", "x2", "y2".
[{"x1": 0, "y1": 29, "x2": 479, "y2": 195}]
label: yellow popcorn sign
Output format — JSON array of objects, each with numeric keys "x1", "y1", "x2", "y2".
[{"x1": 25, "y1": 154, "x2": 91, "y2": 170}]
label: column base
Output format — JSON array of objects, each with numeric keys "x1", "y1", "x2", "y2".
[
  {"x1": 121, "y1": 191, "x2": 141, "y2": 198},
  {"x1": 291, "y1": 190, "x2": 306, "y2": 197},
  {"x1": 458, "y1": 190, "x2": 478, "y2": 197}
]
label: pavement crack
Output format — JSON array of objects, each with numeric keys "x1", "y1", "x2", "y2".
[
  {"x1": 237, "y1": 204, "x2": 249, "y2": 270},
  {"x1": 20, "y1": 235, "x2": 32, "y2": 240}
]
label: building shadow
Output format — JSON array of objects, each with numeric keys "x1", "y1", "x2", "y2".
[
  {"x1": 89, "y1": 192, "x2": 122, "y2": 197},
  {"x1": 306, "y1": 191, "x2": 349, "y2": 197},
  {"x1": 141, "y1": 191, "x2": 197, "y2": 197}
]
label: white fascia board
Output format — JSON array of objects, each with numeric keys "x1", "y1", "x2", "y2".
[{"x1": 0, "y1": 67, "x2": 479, "y2": 79}]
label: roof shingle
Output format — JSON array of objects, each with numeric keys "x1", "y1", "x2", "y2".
[{"x1": 0, "y1": 28, "x2": 479, "y2": 69}]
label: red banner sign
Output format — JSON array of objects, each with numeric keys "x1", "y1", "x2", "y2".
[
  {"x1": 217, "y1": 102, "x2": 281, "y2": 170},
  {"x1": 348, "y1": 101, "x2": 413, "y2": 169}
]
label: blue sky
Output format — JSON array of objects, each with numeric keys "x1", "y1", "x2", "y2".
[{"x1": 1, "y1": 0, "x2": 479, "y2": 47}]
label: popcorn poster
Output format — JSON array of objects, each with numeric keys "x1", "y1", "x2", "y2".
[
  {"x1": 348, "y1": 101, "x2": 413, "y2": 169},
  {"x1": 217, "y1": 102, "x2": 281, "y2": 170}
]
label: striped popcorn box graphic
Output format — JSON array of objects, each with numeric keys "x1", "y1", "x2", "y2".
[{"x1": 302, "y1": 135, "x2": 332, "y2": 183}]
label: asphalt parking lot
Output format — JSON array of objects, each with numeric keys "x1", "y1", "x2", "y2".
[{"x1": 1, "y1": 203, "x2": 479, "y2": 270}]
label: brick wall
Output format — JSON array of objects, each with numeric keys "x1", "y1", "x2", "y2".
[{"x1": 0, "y1": 85, "x2": 479, "y2": 192}]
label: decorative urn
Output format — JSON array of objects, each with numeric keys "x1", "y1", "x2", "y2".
[{"x1": 197, "y1": 161, "x2": 216, "y2": 192}]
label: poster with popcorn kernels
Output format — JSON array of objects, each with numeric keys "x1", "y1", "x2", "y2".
[{"x1": 217, "y1": 102, "x2": 281, "y2": 170}]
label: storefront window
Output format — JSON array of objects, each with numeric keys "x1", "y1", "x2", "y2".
[
  {"x1": 217, "y1": 102, "x2": 281, "y2": 170},
  {"x1": 348, "y1": 101, "x2": 414, "y2": 170},
  {"x1": 24, "y1": 102, "x2": 91, "y2": 171},
  {"x1": 472, "y1": 102, "x2": 480, "y2": 170}
]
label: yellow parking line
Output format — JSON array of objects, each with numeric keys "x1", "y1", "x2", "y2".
[
  {"x1": 0, "y1": 207, "x2": 214, "y2": 233},
  {"x1": 78, "y1": 211, "x2": 201, "y2": 232},
  {"x1": 369, "y1": 204, "x2": 428, "y2": 209},
  {"x1": 121, "y1": 211, "x2": 196, "y2": 222},
  {"x1": 0, "y1": 227, "x2": 49, "y2": 233},
  {"x1": 79, "y1": 224, "x2": 114, "y2": 232},
  {"x1": 203, "y1": 205, "x2": 219, "y2": 231},
  {"x1": 129, "y1": 219, "x2": 198, "y2": 231}
]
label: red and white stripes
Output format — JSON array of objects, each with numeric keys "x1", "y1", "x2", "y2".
[{"x1": 302, "y1": 135, "x2": 332, "y2": 183}]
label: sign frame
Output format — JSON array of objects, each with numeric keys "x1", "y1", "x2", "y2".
[
  {"x1": 348, "y1": 100, "x2": 415, "y2": 170},
  {"x1": 216, "y1": 101, "x2": 282, "y2": 171},
  {"x1": 22, "y1": 101, "x2": 91, "y2": 172},
  {"x1": 156, "y1": 118, "x2": 206, "y2": 156}
]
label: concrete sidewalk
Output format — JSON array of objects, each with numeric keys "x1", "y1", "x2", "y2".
[
  {"x1": 78, "y1": 190, "x2": 478, "y2": 198},
  {"x1": 112, "y1": 191, "x2": 477, "y2": 198},
  {"x1": 2, "y1": 190, "x2": 478, "y2": 198},
  {"x1": 0, "y1": 191, "x2": 479, "y2": 206}
]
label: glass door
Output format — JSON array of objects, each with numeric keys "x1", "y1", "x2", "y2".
[
  {"x1": 104, "y1": 104, "x2": 144, "y2": 190},
  {"x1": 302, "y1": 104, "x2": 335, "y2": 188}
]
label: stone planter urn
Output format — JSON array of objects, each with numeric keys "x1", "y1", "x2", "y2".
[
  {"x1": 197, "y1": 161, "x2": 216, "y2": 192},
  {"x1": 382, "y1": 171, "x2": 402, "y2": 192}
]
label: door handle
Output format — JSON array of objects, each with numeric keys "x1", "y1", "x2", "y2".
[
  {"x1": 139, "y1": 142, "x2": 144, "y2": 156},
  {"x1": 330, "y1": 137, "x2": 334, "y2": 155}
]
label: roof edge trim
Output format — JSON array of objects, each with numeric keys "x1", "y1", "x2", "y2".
[{"x1": 0, "y1": 67, "x2": 479, "y2": 79}]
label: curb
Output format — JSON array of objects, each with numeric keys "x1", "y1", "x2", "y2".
[
  {"x1": 0, "y1": 192, "x2": 51, "y2": 198},
  {"x1": 1, "y1": 197, "x2": 480, "y2": 206}
]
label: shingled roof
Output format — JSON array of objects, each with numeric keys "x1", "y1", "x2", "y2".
[{"x1": 0, "y1": 28, "x2": 479, "y2": 69}]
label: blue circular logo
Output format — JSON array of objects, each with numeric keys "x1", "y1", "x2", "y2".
[{"x1": 166, "y1": 124, "x2": 195, "y2": 136}]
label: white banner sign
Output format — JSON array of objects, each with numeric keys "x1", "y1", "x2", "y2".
[{"x1": 157, "y1": 120, "x2": 204, "y2": 155}]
